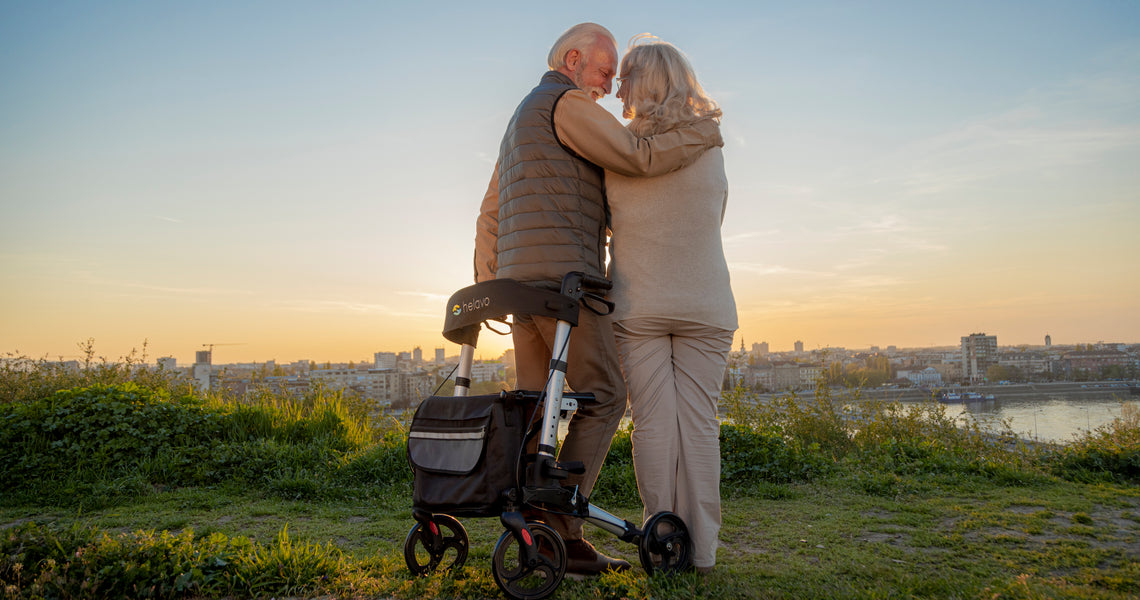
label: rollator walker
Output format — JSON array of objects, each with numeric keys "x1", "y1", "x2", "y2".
[{"x1": 404, "y1": 272, "x2": 692, "y2": 600}]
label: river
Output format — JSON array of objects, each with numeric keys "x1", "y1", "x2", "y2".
[
  {"x1": 559, "y1": 382, "x2": 1137, "y2": 445},
  {"x1": 734, "y1": 381, "x2": 1137, "y2": 444},
  {"x1": 949, "y1": 395, "x2": 1129, "y2": 443},
  {"x1": 858, "y1": 381, "x2": 1136, "y2": 443}
]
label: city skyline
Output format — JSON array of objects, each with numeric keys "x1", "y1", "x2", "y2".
[
  {"x1": 42, "y1": 332, "x2": 1137, "y2": 369},
  {"x1": 3, "y1": 2, "x2": 1139, "y2": 365}
]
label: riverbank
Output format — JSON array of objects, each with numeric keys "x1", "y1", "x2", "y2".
[
  {"x1": 742, "y1": 381, "x2": 1138, "y2": 444},
  {"x1": 836, "y1": 381, "x2": 1136, "y2": 403}
]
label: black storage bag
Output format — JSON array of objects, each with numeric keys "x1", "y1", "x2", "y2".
[{"x1": 408, "y1": 392, "x2": 530, "y2": 517}]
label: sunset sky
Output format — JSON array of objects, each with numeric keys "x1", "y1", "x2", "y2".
[{"x1": 2, "y1": 1, "x2": 1138, "y2": 365}]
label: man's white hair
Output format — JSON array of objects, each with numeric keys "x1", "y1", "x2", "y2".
[{"x1": 547, "y1": 22, "x2": 617, "y2": 70}]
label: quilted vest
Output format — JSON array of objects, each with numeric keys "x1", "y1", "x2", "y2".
[{"x1": 495, "y1": 71, "x2": 606, "y2": 288}]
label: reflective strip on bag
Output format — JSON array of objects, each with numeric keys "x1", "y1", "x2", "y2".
[{"x1": 408, "y1": 428, "x2": 485, "y2": 440}]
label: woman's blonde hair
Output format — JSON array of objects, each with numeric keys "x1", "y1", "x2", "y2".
[{"x1": 620, "y1": 34, "x2": 721, "y2": 137}]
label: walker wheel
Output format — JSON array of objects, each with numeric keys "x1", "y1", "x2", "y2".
[
  {"x1": 403, "y1": 514, "x2": 468, "y2": 576},
  {"x1": 491, "y1": 521, "x2": 566, "y2": 600},
  {"x1": 638, "y1": 511, "x2": 692, "y2": 574}
]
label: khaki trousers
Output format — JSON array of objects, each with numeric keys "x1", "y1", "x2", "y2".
[
  {"x1": 613, "y1": 317, "x2": 734, "y2": 568},
  {"x1": 513, "y1": 309, "x2": 628, "y2": 541}
]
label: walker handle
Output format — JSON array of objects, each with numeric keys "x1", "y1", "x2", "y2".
[
  {"x1": 561, "y1": 271, "x2": 612, "y2": 295},
  {"x1": 580, "y1": 273, "x2": 613, "y2": 291}
]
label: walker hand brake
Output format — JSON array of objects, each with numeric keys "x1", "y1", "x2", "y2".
[{"x1": 581, "y1": 292, "x2": 615, "y2": 316}]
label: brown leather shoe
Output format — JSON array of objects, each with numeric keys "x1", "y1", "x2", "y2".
[{"x1": 564, "y1": 539, "x2": 631, "y2": 576}]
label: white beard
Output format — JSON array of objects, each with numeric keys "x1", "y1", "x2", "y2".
[{"x1": 573, "y1": 70, "x2": 605, "y2": 101}]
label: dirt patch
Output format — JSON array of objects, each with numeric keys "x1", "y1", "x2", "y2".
[
  {"x1": 951, "y1": 502, "x2": 1140, "y2": 561},
  {"x1": 855, "y1": 532, "x2": 906, "y2": 544},
  {"x1": 1004, "y1": 504, "x2": 1048, "y2": 514},
  {"x1": 0, "y1": 518, "x2": 35, "y2": 530}
]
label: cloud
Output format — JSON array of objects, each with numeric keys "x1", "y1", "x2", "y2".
[
  {"x1": 832, "y1": 247, "x2": 889, "y2": 271},
  {"x1": 117, "y1": 282, "x2": 255, "y2": 296},
  {"x1": 728, "y1": 262, "x2": 829, "y2": 277},
  {"x1": 838, "y1": 274, "x2": 902, "y2": 289},
  {"x1": 878, "y1": 79, "x2": 1140, "y2": 197},
  {"x1": 398, "y1": 290, "x2": 451, "y2": 304},
  {"x1": 723, "y1": 230, "x2": 781, "y2": 245},
  {"x1": 834, "y1": 214, "x2": 910, "y2": 235},
  {"x1": 281, "y1": 299, "x2": 435, "y2": 319},
  {"x1": 74, "y1": 273, "x2": 255, "y2": 298}
]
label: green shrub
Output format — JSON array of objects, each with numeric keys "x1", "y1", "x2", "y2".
[
  {"x1": 1052, "y1": 402, "x2": 1140, "y2": 483},
  {"x1": 722, "y1": 386, "x2": 854, "y2": 459},
  {"x1": 590, "y1": 423, "x2": 831, "y2": 508},
  {"x1": 591, "y1": 426, "x2": 640, "y2": 507},
  {"x1": 719, "y1": 423, "x2": 831, "y2": 487},
  {"x1": 0, "y1": 522, "x2": 247, "y2": 599},
  {"x1": 336, "y1": 430, "x2": 414, "y2": 488},
  {"x1": 722, "y1": 385, "x2": 1043, "y2": 481},
  {"x1": 221, "y1": 387, "x2": 372, "y2": 450},
  {"x1": 0, "y1": 382, "x2": 388, "y2": 505},
  {"x1": 1, "y1": 341, "x2": 193, "y2": 405},
  {"x1": 230, "y1": 526, "x2": 344, "y2": 597},
  {"x1": 0, "y1": 522, "x2": 345, "y2": 600},
  {"x1": 0, "y1": 383, "x2": 223, "y2": 489}
]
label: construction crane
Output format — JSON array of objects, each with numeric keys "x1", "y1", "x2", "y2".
[
  {"x1": 202, "y1": 343, "x2": 245, "y2": 353},
  {"x1": 200, "y1": 343, "x2": 245, "y2": 363}
]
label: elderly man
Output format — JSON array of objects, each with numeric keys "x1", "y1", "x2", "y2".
[{"x1": 473, "y1": 22, "x2": 722, "y2": 576}]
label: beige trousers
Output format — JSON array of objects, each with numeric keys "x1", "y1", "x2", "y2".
[
  {"x1": 613, "y1": 317, "x2": 734, "y2": 568},
  {"x1": 513, "y1": 309, "x2": 628, "y2": 541}
]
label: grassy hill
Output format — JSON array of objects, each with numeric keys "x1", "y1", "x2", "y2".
[{"x1": 1, "y1": 354, "x2": 1137, "y2": 599}]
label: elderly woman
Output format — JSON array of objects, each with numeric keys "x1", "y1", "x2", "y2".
[{"x1": 605, "y1": 35, "x2": 737, "y2": 573}]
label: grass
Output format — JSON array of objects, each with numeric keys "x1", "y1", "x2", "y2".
[
  {"x1": 4, "y1": 478, "x2": 1136, "y2": 599},
  {"x1": 1, "y1": 352, "x2": 1138, "y2": 599}
]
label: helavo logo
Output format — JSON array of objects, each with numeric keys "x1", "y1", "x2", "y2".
[{"x1": 454, "y1": 296, "x2": 491, "y2": 316}]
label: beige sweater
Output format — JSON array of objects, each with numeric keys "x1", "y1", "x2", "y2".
[
  {"x1": 473, "y1": 87, "x2": 723, "y2": 283},
  {"x1": 605, "y1": 146, "x2": 738, "y2": 330}
]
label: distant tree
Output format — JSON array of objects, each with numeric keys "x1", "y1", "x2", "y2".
[
  {"x1": 822, "y1": 362, "x2": 845, "y2": 386},
  {"x1": 987, "y1": 364, "x2": 1015, "y2": 382},
  {"x1": 1101, "y1": 365, "x2": 1127, "y2": 380},
  {"x1": 866, "y1": 355, "x2": 891, "y2": 374},
  {"x1": 857, "y1": 368, "x2": 890, "y2": 388}
]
